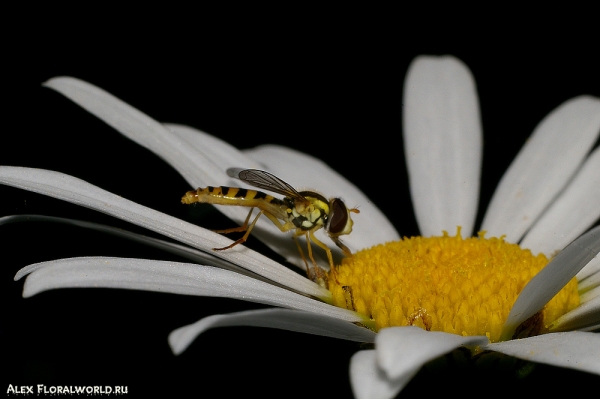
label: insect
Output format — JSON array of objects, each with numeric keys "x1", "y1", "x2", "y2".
[{"x1": 182, "y1": 168, "x2": 359, "y2": 280}]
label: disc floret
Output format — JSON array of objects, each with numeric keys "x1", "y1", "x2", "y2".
[{"x1": 328, "y1": 230, "x2": 579, "y2": 342}]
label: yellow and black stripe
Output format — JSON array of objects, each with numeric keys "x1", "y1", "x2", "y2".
[{"x1": 182, "y1": 186, "x2": 286, "y2": 209}]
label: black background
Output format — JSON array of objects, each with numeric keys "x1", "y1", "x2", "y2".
[{"x1": 2, "y1": 11, "x2": 599, "y2": 398}]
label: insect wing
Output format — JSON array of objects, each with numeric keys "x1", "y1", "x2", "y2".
[{"x1": 227, "y1": 168, "x2": 307, "y2": 202}]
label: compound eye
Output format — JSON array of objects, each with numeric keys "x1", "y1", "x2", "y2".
[{"x1": 328, "y1": 198, "x2": 349, "y2": 235}]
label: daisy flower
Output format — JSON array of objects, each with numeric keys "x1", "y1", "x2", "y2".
[{"x1": 2, "y1": 56, "x2": 599, "y2": 398}]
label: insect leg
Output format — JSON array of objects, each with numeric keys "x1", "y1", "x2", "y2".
[
  {"x1": 342, "y1": 286, "x2": 356, "y2": 311},
  {"x1": 261, "y1": 212, "x2": 296, "y2": 232},
  {"x1": 330, "y1": 236, "x2": 353, "y2": 257},
  {"x1": 303, "y1": 231, "x2": 318, "y2": 269},
  {"x1": 213, "y1": 208, "x2": 295, "y2": 251},
  {"x1": 309, "y1": 231, "x2": 339, "y2": 283},
  {"x1": 213, "y1": 208, "x2": 255, "y2": 234},
  {"x1": 289, "y1": 229, "x2": 325, "y2": 284},
  {"x1": 213, "y1": 210, "x2": 264, "y2": 251},
  {"x1": 292, "y1": 235, "x2": 311, "y2": 277}
]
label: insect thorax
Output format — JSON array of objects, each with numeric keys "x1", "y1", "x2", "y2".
[{"x1": 286, "y1": 191, "x2": 330, "y2": 231}]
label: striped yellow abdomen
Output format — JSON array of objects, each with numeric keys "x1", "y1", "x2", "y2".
[{"x1": 182, "y1": 186, "x2": 285, "y2": 210}]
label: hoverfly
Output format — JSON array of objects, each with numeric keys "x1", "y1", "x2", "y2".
[{"x1": 181, "y1": 168, "x2": 359, "y2": 280}]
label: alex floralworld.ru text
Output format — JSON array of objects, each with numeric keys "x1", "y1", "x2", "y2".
[{"x1": 7, "y1": 384, "x2": 128, "y2": 395}]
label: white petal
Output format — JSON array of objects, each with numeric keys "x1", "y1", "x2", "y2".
[
  {"x1": 486, "y1": 332, "x2": 600, "y2": 375},
  {"x1": 44, "y1": 77, "x2": 258, "y2": 190},
  {"x1": 403, "y1": 55, "x2": 482, "y2": 237},
  {"x1": 0, "y1": 166, "x2": 328, "y2": 299},
  {"x1": 501, "y1": 226, "x2": 600, "y2": 340},
  {"x1": 350, "y1": 350, "x2": 410, "y2": 399},
  {"x1": 577, "y1": 251, "x2": 600, "y2": 281},
  {"x1": 168, "y1": 308, "x2": 376, "y2": 355},
  {"x1": 163, "y1": 123, "x2": 259, "y2": 187},
  {"x1": 520, "y1": 147, "x2": 600, "y2": 256},
  {"x1": 244, "y1": 144, "x2": 400, "y2": 252},
  {"x1": 376, "y1": 327, "x2": 488, "y2": 379},
  {"x1": 577, "y1": 323, "x2": 600, "y2": 332},
  {"x1": 0, "y1": 214, "x2": 248, "y2": 276},
  {"x1": 15, "y1": 257, "x2": 363, "y2": 324},
  {"x1": 578, "y1": 268, "x2": 600, "y2": 293},
  {"x1": 482, "y1": 96, "x2": 600, "y2": 243},
  {"x1": 549, "y1": 295, "x2": 600, "y2": 332},
  {"x1": 580, "y1": 285, "x2": 600, "y2": 304}
]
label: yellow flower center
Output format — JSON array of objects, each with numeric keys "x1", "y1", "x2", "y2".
[{"x1": 328, "y1": 230, "x2": 579, "y2": 342}]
